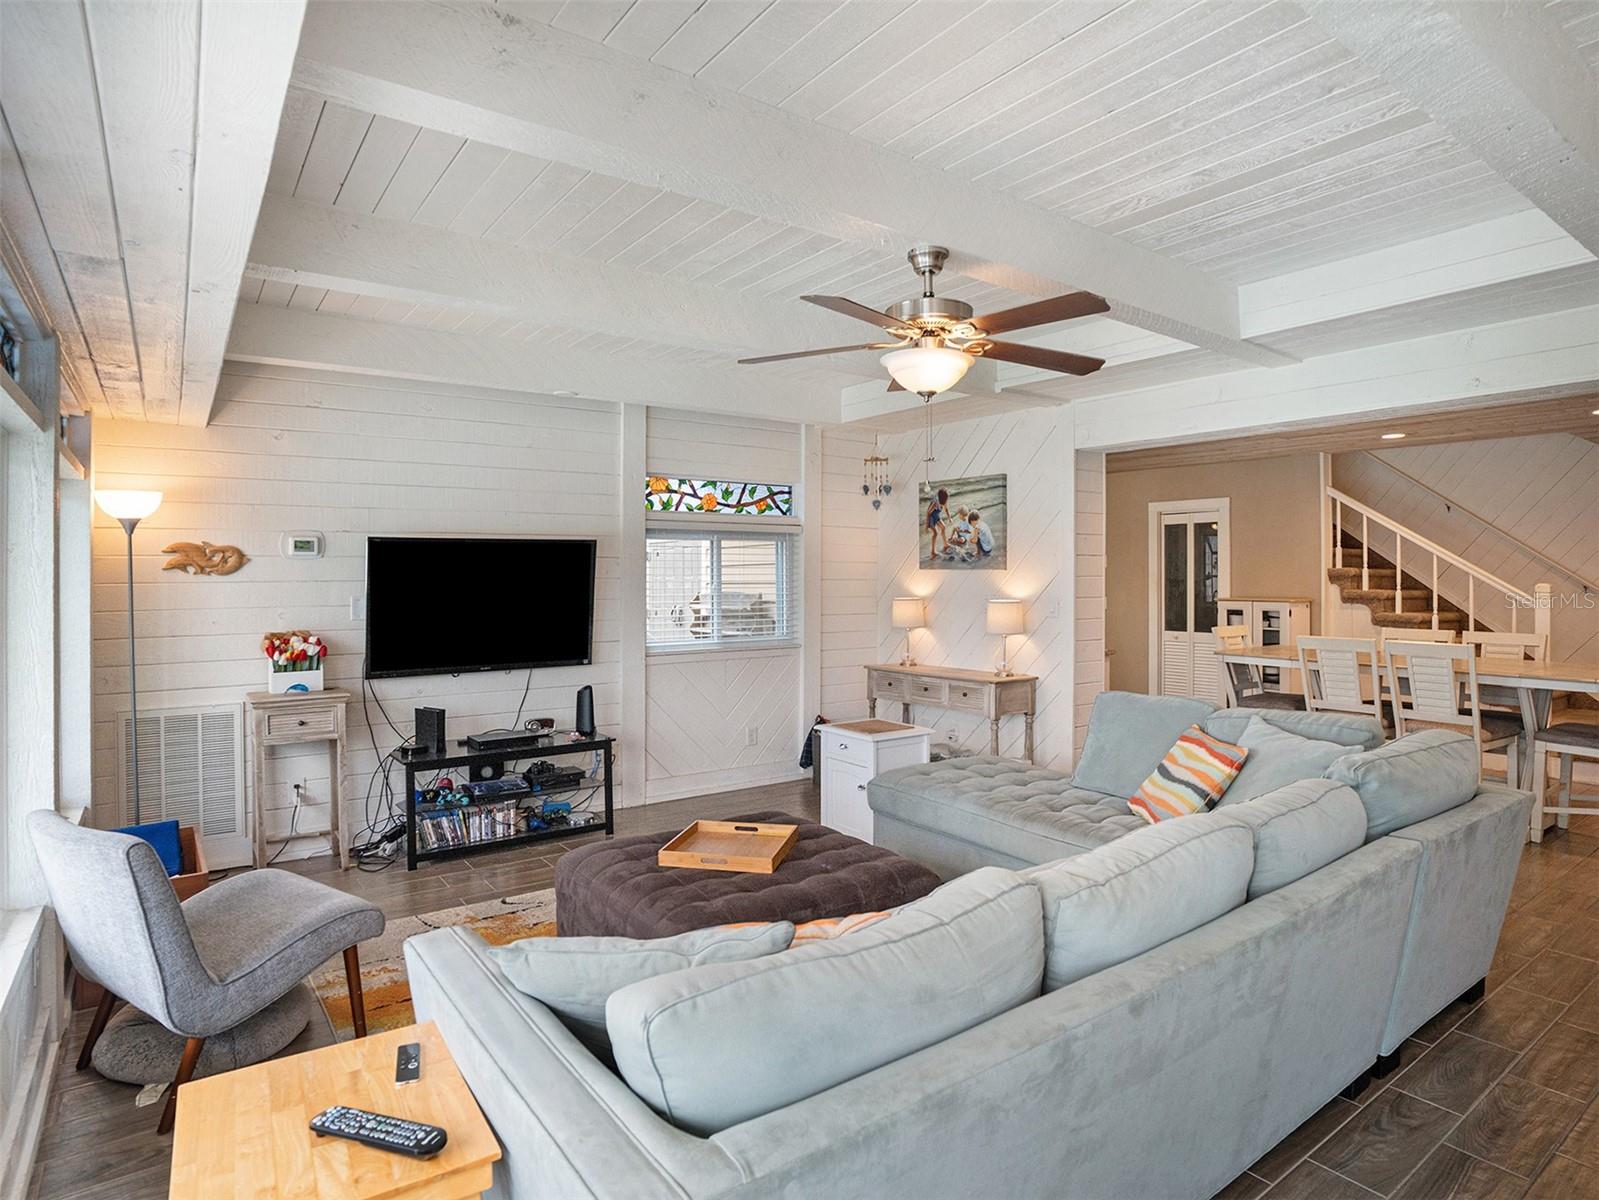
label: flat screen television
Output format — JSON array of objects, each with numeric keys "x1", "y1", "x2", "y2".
[{"x1": 364, "y1": 536, "x2": 596, "y2": 679}]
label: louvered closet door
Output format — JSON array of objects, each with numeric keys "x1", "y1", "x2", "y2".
[{"x1": 1158, "y1": 513, "x2": 1222, "y2": 701}]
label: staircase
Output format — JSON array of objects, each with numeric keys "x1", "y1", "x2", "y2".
[
  {"x1": 1325, "y1": 485, "x2": 1552, "y2": 645},
  {"x1": 1328, "y1": 535, "x2": 1474, "y2": 633}
]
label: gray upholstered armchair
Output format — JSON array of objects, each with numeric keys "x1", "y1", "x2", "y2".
[{"x1": 28, "y1": 811, "x2": 384, "y2": 1133}]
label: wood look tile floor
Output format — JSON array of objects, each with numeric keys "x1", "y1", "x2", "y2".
[{"x1": 29, "y1": 782, "x2": 1599, "y2": 1200}]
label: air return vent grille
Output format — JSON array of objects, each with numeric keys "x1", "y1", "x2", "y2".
[{"x1": 118, "y1": 704, "x2": 243, "y2": 834}]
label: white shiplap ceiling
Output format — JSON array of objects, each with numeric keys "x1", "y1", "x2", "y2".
[{"x1": 5, "y1": 0, "x2": 1597, "y2": 430}]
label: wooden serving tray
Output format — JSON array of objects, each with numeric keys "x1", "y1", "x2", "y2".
[{"x1": 657, "y1": 819, "x2": 800, "y2": 874}]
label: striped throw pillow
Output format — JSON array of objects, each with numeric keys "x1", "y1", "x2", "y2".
[{"x1": 1129, "y1": 726, "x2": 1248, "y2": 823}]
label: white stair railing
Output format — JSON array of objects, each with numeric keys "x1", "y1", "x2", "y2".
[{"x1": 1327, "y1": 486, "x2": 1552, "y2": 645}]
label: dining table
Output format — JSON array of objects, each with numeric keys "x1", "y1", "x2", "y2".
[{"x1": 1217, "y1": 643, "x2": 1599, "y2": 793}]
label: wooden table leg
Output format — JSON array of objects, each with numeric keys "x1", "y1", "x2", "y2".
[
  {"x1": 989, "y1": 719, "x2": 1000, "y2": 756},
  {"x1": 251, "y1": 714, "x2": 268, "y2": 869},
  {"x1": 1024, "y1": 714, "x2": 1035, "y2": 764}
]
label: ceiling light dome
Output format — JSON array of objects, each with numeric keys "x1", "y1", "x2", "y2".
[{"x1": 881, "y1": 341, "x2": 972, "y2": 395}]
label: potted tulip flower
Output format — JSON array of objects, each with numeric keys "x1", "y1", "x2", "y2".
[{"x1": 262, "y1": 630, "x2": 328, "y2": 693}]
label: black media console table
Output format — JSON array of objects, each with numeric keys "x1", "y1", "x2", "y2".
[{"x1": 399, "y1": 734, "x2": 614, "y2": 870}]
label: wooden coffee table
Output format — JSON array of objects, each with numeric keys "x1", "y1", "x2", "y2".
[{"x1": 169, "y1": 1021, "x2": 500, "y2": 1199}]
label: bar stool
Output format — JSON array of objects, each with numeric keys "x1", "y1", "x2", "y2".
[{"x1": 1530, "y1": 722, "x2": 1599, "y2": 843}]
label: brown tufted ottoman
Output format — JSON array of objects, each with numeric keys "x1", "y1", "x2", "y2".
[{"x1": 553, "y1": 811, "x2": 942, "y2": 938}]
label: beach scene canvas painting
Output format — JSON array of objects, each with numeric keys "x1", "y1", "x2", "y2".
[{"x1": 919, "y1": 474, "x2": 1007, "y2": 569}]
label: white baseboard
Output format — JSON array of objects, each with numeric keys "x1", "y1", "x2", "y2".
[{"x1": 644, "y1": 762, "x2": 809, "y2": 805}]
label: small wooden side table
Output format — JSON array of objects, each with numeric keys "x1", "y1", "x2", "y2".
[
  {"x1": 169, "y1": 1021, "x2": 501, "y2": 1200},
  {"x1": 246, "y1": 689, "x2": 352, "y2": 869}
]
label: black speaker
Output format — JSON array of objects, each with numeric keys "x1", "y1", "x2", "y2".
[
  {"x1": 470, "y1": 761, "x2": 503, "y2": 782},
  {"x1": 574, "y1": 685, "x2": 595, "y2": 737},
  {"x1": 415, "y1": 707, "x2": 446, "y2": 756}
]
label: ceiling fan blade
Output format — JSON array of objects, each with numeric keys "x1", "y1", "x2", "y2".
[
  {"x1": 738, "y1": 342, "x2": 899, "y2": 364},
  {"x1": 801, "y1": 294, "x2": 910, "y2": 333},
  {"x1": 980, "y1": 340, "x2": 1105, "y2": 376},
  {"x1": 969, "y1": 291, "x2": 1109, "y2": 336}
]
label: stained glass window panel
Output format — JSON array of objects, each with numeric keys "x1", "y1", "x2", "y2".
[{"x1": 644, "y1": 476, "x2": 792, "y2": 516}]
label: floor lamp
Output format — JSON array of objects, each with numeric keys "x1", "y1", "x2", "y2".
[{"x1": 94, "y1": 490, "x2": 163, "y2": 823}]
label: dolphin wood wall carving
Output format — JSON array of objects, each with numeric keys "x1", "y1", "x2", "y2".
[{"x1": 161, "y1": 541, "x2": 250, "y2": 576}]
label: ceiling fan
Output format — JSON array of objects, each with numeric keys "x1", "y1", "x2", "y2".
[{"x1": 739, "y1": 245, "x2": 1109, "y2": 396}]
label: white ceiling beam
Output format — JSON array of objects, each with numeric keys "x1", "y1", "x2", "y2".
[
  {"x1": 245, "y1": 194, "x2": 885, "y2": 368},
  {"x1": 289, "y1": 0, "x2": 1293, "y2": 368},
  {"x1": 1238, "y1": 210, "x2": 1596, "y2": 336},
  {"x1": 0, "y1": 120, "x2": 100, "y2": 415},
  {"x1": 1073, "y1": 305, "x2": 1599, "y2": 452},
  {"x1": 83, "y1": 0, "x2": 201, "y2": 423},
  {"x1": 178, "y1": 0, "x2": 307, "y2": 427},
  {"x1": 1302, "y1": 0, "x2": 1599, "y2": 255},
  {"x1": 1, "y1": 0, "x2": 145, "y2": 417},
  {"x1": 225, "y1": 305, "x2": 842, "y2": 424}
]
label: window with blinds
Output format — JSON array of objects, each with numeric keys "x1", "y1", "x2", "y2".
[{"x1": 646, "y1": 529, "x2": 798, "y2": 650}]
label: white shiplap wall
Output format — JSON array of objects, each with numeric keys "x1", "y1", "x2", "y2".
[
  {"x1": 90, "y1": 365, "x2": 624, "y2": 865},
  {"x1": 1074, "y1": 450, "x2": 1107, "y2": 755},
  {"x1": 1333, "y1": 435, "x2": 1599, "y2": 661},
  {"x1": 641, "y1": 408, "x2": 807, "y2": 800},
  {"x1": 819, "y1": 425, "x2": 879, "y2": 723},
  {"x1": 874, "y1": 408, "x2": 1076, "y2": 769}
]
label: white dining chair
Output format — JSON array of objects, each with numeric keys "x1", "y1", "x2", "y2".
[
  {"x1": 1378, "y1": 627, "x2": 1458, "y2": 645},
  {"x1": 1384, "y1": 641, "x2": 1523, "y2": 786},
  {"x1": 1213, "y1": 625, "x2": 1306, "y2": 711},
  {"x1": 1298, "y1": 636, "x2": 1387, "y2": 728},
  {"x1": 1530, "y1": 722, "x2": 1599, "y2": 842},
  {"x1": 1464, "y1": 631, "x2": 1550, "y2": 712}
]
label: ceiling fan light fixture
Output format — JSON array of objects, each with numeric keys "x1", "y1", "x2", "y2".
[{"x1": 881, "y1": 342, "x2": 972, "y2": 395}]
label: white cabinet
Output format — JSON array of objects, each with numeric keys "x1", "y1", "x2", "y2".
[
  {"x1": 819, "y1": 720, "x2": 932, "y2": 843},
  {"x1": 1219, "y1": 598, "x2": 1312, "y2": 698}
]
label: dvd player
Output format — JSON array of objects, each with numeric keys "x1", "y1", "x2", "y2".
[{"x1": 465, "y1": 728, "x2": 553, "y2": 753}]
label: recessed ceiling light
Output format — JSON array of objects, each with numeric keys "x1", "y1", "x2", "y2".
[{"x1": 1381, "y1": 432, "x2": 1407, "y2": 440}]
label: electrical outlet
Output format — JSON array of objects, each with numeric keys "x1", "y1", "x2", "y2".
[
  {"x1": 745, "y1": 725, "x2": 759, "y2": 747},
  {"x1": 945, "y1": 729, "x2": 959, "y2": 743},
  {"x1": 350, "y1": 595, "x2": 366, "y2": 621}
]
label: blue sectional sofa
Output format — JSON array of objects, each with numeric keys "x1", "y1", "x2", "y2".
[{"x1": 404, "y1": 691, "x2": 1529, "y2": 1200}]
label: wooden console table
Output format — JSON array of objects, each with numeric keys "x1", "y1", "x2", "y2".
[
  {"x1": 865, "y1": 664, "x2": 1038, "y2": 763},
  {"x1": 246, "y1": 689, "x2": 351, "y2": 869}
]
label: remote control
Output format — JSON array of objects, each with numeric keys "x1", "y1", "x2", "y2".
[
  {"x1": 396, "y1": 1042, "x2": 421, "y2": 1086},
  {"x1": 309, "y1": 1106, "x2": 447, "y2": 1159}
]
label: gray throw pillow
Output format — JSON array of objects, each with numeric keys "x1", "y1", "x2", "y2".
[
  {"x1": 488, "y1": 922, "x2": 795, "y2": 1055},
  {"x1": 605, "y1": 868, "x2": 1043, "y2": 1135},
  {"x1": 1219, "y1": 715, "x2": 1351, "y2": 804},
  {"x1": 1023, "y1": 811, "x2": 1253, "y2": 991},
  {"x1": 1325, "y1": 730, "x2": 1480, "y2": 841},
  {"x1": 1224, "y1": 779, "x2": 1367, "y2": 898}
]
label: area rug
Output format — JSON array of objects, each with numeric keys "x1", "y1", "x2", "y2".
[{"x1": 308, "y1": 888, "x2": 557, "y2": 1041}]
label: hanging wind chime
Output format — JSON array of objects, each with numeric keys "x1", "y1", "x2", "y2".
[{"x1": 861, "y1": 449, "x2": 892, "y2": 509}]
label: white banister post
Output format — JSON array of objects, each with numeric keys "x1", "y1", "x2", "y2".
[
  {"x1": 1534, "y1": 583, "x2": 1553, "y2": 650},
  {"x1": 1362, "y1": 515, "x2": 1369, "y2": 590}
]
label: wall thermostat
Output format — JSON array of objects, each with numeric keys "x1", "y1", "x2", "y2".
[{"x1": 281, "y1": 532, "x2": 324, "y2": 559}]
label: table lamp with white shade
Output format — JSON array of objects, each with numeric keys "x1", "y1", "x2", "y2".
[
  {"x1": 891, "y1": 596, "x2": 927, "y2": 666},
  {"x1": 987, "y1": 599, "x2": 1026, "y2": 677},
  {"x1": 95, "y1": 489, "x2": 163, "y2": 822}
]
